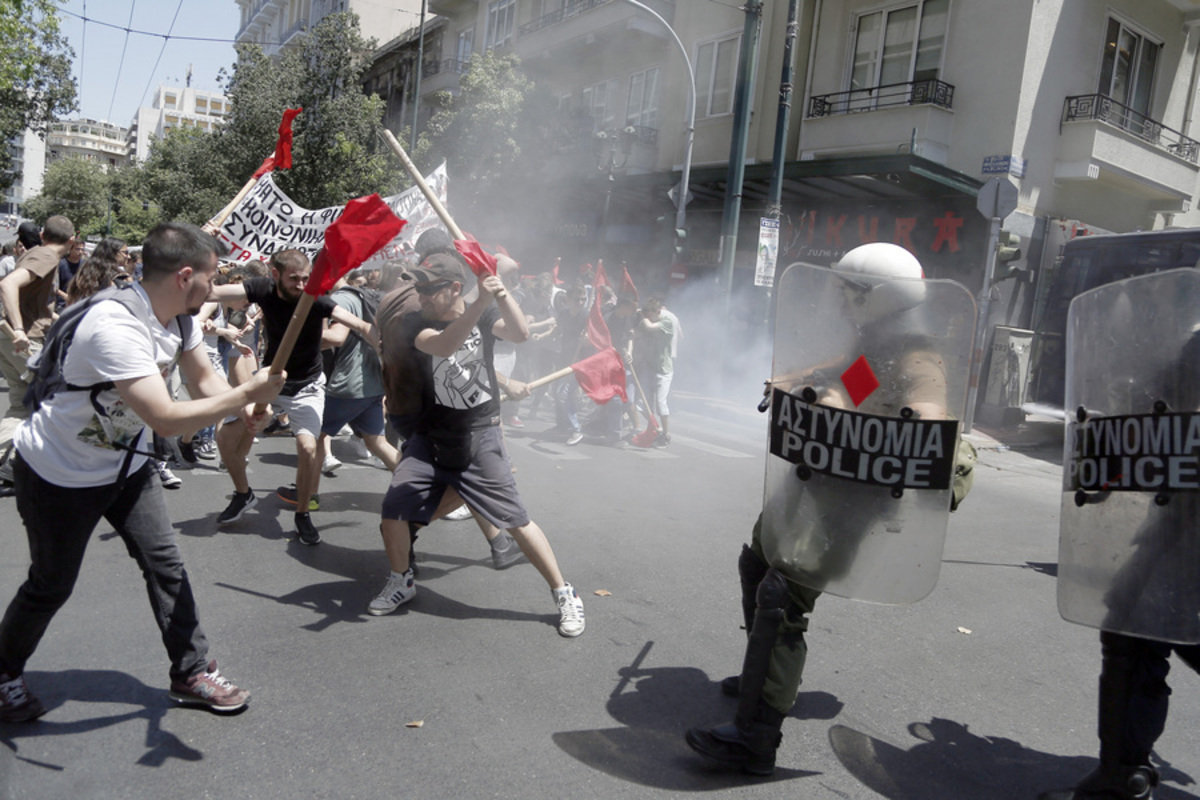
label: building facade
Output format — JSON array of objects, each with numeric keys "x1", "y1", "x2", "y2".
[
  {"x1": 45, "y1": 119, "x2": 130, "y2": 171},
  {"x1": 236, "y1": 0, "x2": 427, "y2": 56},
  {"x1": 2, "y1": 130, "x2": 47, "y2": 216},
  {"x1": 128, "y1": 85, "x2": 230, "y2": 163}
]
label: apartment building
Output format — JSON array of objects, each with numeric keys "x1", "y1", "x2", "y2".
[
  {"x1": 401, "y1": 2, "x2": 1200, "y2": 320},
  {"x1": 45, "y1": 119, "x2": 130, "y2": 171},
  {"x1": 2, "y1": 131, "x2": 46, "y2": 216},
  {"x1": 236, "y1": 0, "x2": 427, "y2": 56},
  {"x1": 128, "y1": 85, "x2": 230, "y2": 163}
]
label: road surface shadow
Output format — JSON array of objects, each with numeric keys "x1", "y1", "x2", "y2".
[
  {"x1": 0, "y1": 669, "x2": 211, "y2": 770},
  {"x1": 828, "y1": 717, "x2": 1198, "y2": 799},
  {"x1": 554, "y1": 642, "x2": 826, "y2": 791}
]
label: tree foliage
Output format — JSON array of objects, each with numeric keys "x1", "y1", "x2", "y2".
[
  {"x1": 22, "y1": 157, "x2": 108, "y2": 237},
  {"x1": 0, "y1": 0, "x2": 78, "y2": 191},
  {"x1": 220, "y1": 12, "x2": 401, "y2": 209}
]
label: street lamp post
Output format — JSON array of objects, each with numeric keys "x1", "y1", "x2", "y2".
[
  {"x1": 620, "y1": 0, "x2": 695, "y2": 252},
  {"x1": 595, "y1": 126, "x2": 637, "y2": 262}
]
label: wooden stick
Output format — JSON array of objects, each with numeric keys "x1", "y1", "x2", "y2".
[
  {"x1": 381, "y1": 129, "x2": 505, "y2": 298},
  {"x1": 207, "y1": 158, "x2": 270, "y2": 231},
  {"x1": 249, "y1": 292, "x2": 314, "y2": 416}
]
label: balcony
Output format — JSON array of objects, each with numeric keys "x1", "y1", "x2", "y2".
[
  {"x1": 1055, "y1": 93, "x2": 1200, "y2": 207},
  {"x1": 801, "y1": 79, "x2": 955, "y2": 163},
  {"x1": 422, "y1": 58, "x2": 470, "y2": 79},
  {"x1": 515, "y1": 0, "x2": 673, "y2": 67},
  {"x1": 808, "y1": 78, "x2": 954, "y2": 117}
]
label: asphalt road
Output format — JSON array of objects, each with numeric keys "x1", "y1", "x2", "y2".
[{"x1": 0, "y1": 393, "x2": 1196, "y2": 800}]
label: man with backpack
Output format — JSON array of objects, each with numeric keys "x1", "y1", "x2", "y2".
[
  {"x1": 0, "y1": 222, "x2": 284, "y2": 722},
  {"x1": 318, "y1": 275, "x2": 398, "y2": 475}
]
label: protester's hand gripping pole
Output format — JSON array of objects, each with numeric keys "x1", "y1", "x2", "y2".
[
  {"x1": 381, "y1": 129, "x2": 505, "y2": 299},
  {"x1": 499, "y1": 365, "x2": 574, "y2": 403}
]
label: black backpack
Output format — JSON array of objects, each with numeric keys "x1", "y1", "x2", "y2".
[{"x1": 25, "y1": 284, "x2": 193, "y2": 416}]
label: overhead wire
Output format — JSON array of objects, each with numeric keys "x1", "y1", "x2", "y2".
[
  {"x1": 136, "y1": 0, "x2": 186, "y2": 112},
  {"x1": 105, "y1": 0, "x2": 137, "y2": 123}
]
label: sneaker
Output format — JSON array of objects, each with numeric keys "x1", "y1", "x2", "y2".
[
  {"x1": 168, "y1": 660, "x2": 250, "y2": 713},
  {"x1": 321, "y1": 454, "x2": 342, "y2": 476},
  {"x1": 368, "y1": 569, "x2": 415, "y2": 616},
  {"x1": 276, "y1": 485, "x2": 319, "y2": 512},
  {"x1": 264, "y1": 417, "x2": 291, "y2": 436},
  {"x1": 0, "y1": 672, "x2": 47, "y2": 722},
  {"x1": 554, "y1": 583, "x2": 585, "y2": 637},
  {"x1": 0, "y1": 459, "x2": 13, "y2": 485},
  {"x1": 652, "y1": 433, "x2": 672, "y2": 448},
  {"x1": 505, "y1": 416, "x2": 525, "y2": 429},
  {"x1": 195, "y1": 439, "x2": 217, "y2": 460},
  {"x1": 157, "y1": 463, "x2": 182, "y2": 489},
  {"x1": 444, "y1": 504, "x2": 473, "y2": 521},
  {"x1": 295, "y1": 512, "x2": 321, "y2": 545},
  {"x1": 565, "y1": 431, "x2": 583, "y2": 446},
  {"x1": 217, "y1": 490, "x2": 257, "y2": 525},
  {"x1": 177, "y1": 437, "x2": 198, "y2": 465},
  {"x1": 491, "y1": 534, "x2": 526, "y2": 570},
  {"x1": 349, "y1": 437, "x2": 370, "y2": 460}
]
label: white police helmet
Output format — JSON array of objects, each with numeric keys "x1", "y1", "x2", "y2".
[{"x1": 833, "y1": 243, "x2": 927, "y2": 323}]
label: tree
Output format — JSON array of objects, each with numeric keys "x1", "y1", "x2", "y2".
[
  {"x1": 218, "y1": 12, "x2": 401, "y2": 210},
  {"x1": 22, "y1": 157, "x2": 108, "y2": 237},
  {"x1": 0, "y1": 0, "x2": 78, "y2": 192},
  {"x1": 138, "y1": 127, "x2": 236, "y2": 229}
]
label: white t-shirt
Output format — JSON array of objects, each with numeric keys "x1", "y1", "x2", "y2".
[{"x1": 15, "y1": 284, "x2": 202, "y2": 487}]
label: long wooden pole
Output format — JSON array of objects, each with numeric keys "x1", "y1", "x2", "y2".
[
  {"x1": 380, "y1": 129, "x2": 505, "y2": 298},
  {"x1": 207, "y1": 157, "x2": 271, "y2": 231}
]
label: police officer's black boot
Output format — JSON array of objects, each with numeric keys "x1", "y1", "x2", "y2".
[
  {"x1": 688, "y1": 568, "x2": 788, "y2": 775},
  {"x1": 1039, "y1": 635, "x2": 1159, "y2": 799},
  {"x1": 719, "y1": 544, "x2": 768, "y2": 698}
]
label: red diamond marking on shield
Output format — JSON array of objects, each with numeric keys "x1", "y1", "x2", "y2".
[{"x1": 841, "y1": 356, "x2": 879, "y2": 407}]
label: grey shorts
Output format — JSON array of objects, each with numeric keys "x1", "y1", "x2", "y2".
[{"x1": 381, "y1": 425, "x2": 529, "y2": 530}]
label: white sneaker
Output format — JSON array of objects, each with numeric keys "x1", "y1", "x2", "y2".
[
  {"x1": 554, "y1": 583, "x2": 585, "y2": 637},
  {"x1": 157, "y1": 462, "x2": 182, "y2": 489},
  {"x1": 350, "y1": 437, "x2": 370, "y2": 460},
  {"x1": 444, "y1": 504, "x2": 473, "y2": 521},
  {"x1": 321, "y1": 454, "x2": 342, "y2": 476},
  {"x1": 368, "y1": 569, "x2": 415, "y2": 616}
]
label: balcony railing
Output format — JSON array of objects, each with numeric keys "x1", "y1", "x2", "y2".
[
  {"x1": 808, "y1": 78, "x2": 954, "y2": 117},
  {"x1": 1062, "y1": 94, "x2": 1199, "y2": 164},
  {"x1": 519, "y1": 0, "x2": 614, "y2": 36},
  {"x1": 422, "y1": 58, "x2": 471, "y2": 79}
]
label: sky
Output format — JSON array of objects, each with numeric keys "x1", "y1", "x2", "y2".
[{"x1": 56, "y1": 0, "x2": 242, "y2": 127}]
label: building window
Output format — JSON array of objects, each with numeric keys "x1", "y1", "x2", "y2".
[
  {"x1": 851, "y1": 0, "x2": 948, "y2": 92},
  {"x1": 457, "y1": 29, "x2": 474, "y2": 64},
  {"x1": 486, "y1": 0, "x2": 515, "y2": 49},
  {"x1": 582, "y1": 79, "x2": 620, "y2": 131},
  {"x1": 695, "y1": 34, "x2": 740, "y2": 118},
  {"x1": 626, "y1": 66, "x2": 660, "y2": 131},
  {"x1": 1098, "y1": 17, "x2": 1160, "y2": 120}
]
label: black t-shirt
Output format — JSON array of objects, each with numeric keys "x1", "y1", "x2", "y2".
[
  {"x1": 403, "y1": 305, "x2": 502, "y2": 432},
  {"x1": 243, "y1": 276, "x2": 335, "y2": 389}
]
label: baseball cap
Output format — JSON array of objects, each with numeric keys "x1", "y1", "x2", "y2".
[
  {"x1": 16, "y1": 222, "x2": 40, "y2": 250},
  {"x1": 403, "y1": 252, "x2": 468, "y2": 286},
  {"x1": 414, "y1": 227, "x2": 454, "y2": 259}
]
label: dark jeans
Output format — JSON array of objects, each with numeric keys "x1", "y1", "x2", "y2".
[{"x1": 0, "y1": 454, "x2": 209, "y2": 684}]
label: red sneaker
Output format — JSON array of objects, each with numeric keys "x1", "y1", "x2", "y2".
[{"x1": 169, "y1": 660, "x2": 250, "y2": 713}]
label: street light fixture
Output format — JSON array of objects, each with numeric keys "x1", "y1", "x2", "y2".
[{"x1": 595, "y1": 125, "x2": 638, "y2": 261}]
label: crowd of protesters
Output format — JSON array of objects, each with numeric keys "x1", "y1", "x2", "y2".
[{"x1": 0, "y1": 215, "x2": 683, "y2": 723}]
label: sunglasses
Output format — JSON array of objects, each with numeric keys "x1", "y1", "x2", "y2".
[{"x1": 416, "y1": 281, "x2": 452, "y2": 296}]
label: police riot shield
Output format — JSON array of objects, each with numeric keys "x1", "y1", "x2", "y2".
[
  {"x1": 760, "y1": 262, "x2": 976, "y2": 604},
  {"x1": 1058, "y1": 268, "x2": 1200, "y2": 644}
]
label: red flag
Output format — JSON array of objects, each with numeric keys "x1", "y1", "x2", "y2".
[
  {"x1": 454, "y1": 239, "x2": 498, "y2": 279},
  {"x1": 552, "y1": 262, "x2": 564, "y2": 285},
  {"x1": 251, "y1": 155, "x2": 276, "y2": 179},
  {"x1": 621, "y1": 264, "x2": 639, "y2": 303},
  {"x1": 274, "y1": 107, "x2": 302, "y2": 170},
  {"x1": 586, "y1": 262, "x2": 612, "y2": 351},
  {"x1": 306, "y1": 194, "x2": 406, "y2": 297},
  {"x1": 570, "y1": 347, "x2": 627, "y2": 404}
]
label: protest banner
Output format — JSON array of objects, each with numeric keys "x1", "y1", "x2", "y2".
[{"x1": 211, "y1": 163, "x2": 449, "y2": 267}]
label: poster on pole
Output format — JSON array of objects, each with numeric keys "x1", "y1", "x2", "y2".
[
  {"x1": 212, "y1": 162, "x2": 450, "y2": 267},
  {"x1": 754, "y1": 217, "x2": 780, "y2": 287}
]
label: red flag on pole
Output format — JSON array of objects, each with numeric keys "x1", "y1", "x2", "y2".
[
  {"x1": 586, "y1": 262, "x2": 612, "y2": 351},
  {"x1": 621, "y1": 264, "x2": 639, "y2": 303},
  {"x1": 274, "y1": 107, "x2": 303, "y2": 169},
  {"x1": 306, "y1": 194, "x2": 406, "y2": 297},
  {"x1": 454, "y1": 239, "x2": 498, "y2": 279},
  {"x1": 250, "y1": 107, "x2": 302, "y2": 178},
  {"x1": 570, "y1": 347, "x2": 627, "y2": 404}
]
